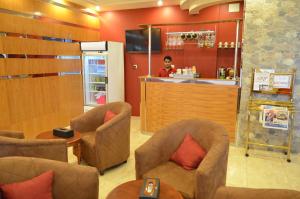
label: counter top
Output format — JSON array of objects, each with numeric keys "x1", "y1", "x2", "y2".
[{"x1": 139, "y1": 76, "x2": 238, "y2": 86}]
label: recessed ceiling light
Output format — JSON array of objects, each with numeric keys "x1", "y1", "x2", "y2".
[
  {"x1": 95, "y1": 6, "x2": 100, "y2": 11},
  {"x1": 82, "y1": 8, "x2": 97, "y2": 14},
  {"x1": 33, "y1": 12, "x2": 42, "y2": 16},
  {"x1": 157, "y1": 0, "x2": 163, "y2": 6},
  {"x1": 52, "y1": 0, "x2": 66, "y2": 4}
]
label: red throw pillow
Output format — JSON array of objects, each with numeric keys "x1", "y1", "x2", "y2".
[
  {"x1": 0, "y1": 188, "x2": 3, "y2": 199},
  {"x1": 1, "y1": 170, "x2": 54, "y2": 199},
  {"x1": 170, "y1": 133, "x2": 206, "y2": 170},
  {"x1": 104, "y1": 110, "x2": 117, "y2": 123}
]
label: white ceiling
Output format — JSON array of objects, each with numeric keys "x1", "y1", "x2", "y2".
[
  {"x1": 180, "y1": 0, "x2": 242, "y2": 14},
  {"x1": 67, "y1": 0, "x2": 242, "y2": 14}
]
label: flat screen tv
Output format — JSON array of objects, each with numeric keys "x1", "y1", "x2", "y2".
[{"x1": 125, "y1": 28, "x2": 161, "y2": 53}]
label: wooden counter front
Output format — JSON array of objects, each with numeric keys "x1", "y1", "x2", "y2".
[{"x1": 140, "y1": 78, "x2": 239, "y2": 141}]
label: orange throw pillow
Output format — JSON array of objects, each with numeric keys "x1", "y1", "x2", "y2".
[
  {"x1": 170, "y1": 133, "x2": 206, "y2": 170},
  {"x1": 1, "y1": 170, "x2": 54, "y2": 199},
  {"x1": 104, "y1": 110, "x2": 117, "y2": 123}
]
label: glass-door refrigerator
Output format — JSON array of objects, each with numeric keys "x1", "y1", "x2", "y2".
[
  {"x1": 82, "y1": 53, "x2": 108, "y2": 105},
  {"x1": 80, "y1": 41, "x2": 124, "y2": 106}
]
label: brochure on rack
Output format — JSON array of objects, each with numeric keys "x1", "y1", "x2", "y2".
[
  {"x1": 262, "y1": 105, "x2": 289, "y2": 130},
  {"x1": 253, "y1": 69, "x2": 275, "y2": 91}
]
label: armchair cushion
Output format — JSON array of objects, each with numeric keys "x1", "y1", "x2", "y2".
[
  {"x1": 1, "y1": 170, "x2": 53, "y2": 199},
  {"x1": 135, "y1": 119, "x2": 229, "y2": 199},
  {"x1": 104, "y1": 110, "x2": 117, "y2": 123},
  {"x1": 171, "y1": 133, "x2": 206, "y2": 170},
  {"x1": 143, "y1": 161, "x2": 196, "y2": 199}
]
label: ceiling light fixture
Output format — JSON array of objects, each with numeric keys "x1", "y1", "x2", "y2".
[
  {"x1": 157, "y1": 0, "x2": 163, "y2": 6},
  {"x1": 95, "y1": 5, "x2": 100, "y2": 11},
  {"x1": 33, "y1": 11, "x2": 42, "y2": 16},
  {"x1": 82, "y1": 8, "x2": 98, "y2": 14},
  {"x1": 52, "y1": 0, "x2": 66, "y2": 4}
]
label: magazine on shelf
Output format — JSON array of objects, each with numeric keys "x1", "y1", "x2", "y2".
[
  {"x1": 270, "y1": 73, "x2": 292, "y2": 89},
  {"x1": 253, "y1": 69, "x2": 275, "y2": 91},
  {"x1": 262, "y1": 105, "x2": 289, "y2": 130}
]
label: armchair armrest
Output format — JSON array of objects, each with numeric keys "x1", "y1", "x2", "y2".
[
  {"x1": 195, "y1": 136, "x2": 229, "y2": 199},
  {"x1": 214, "y1": 186, "x2": 300, "y2": 199},
  {"x1": 70, "y1": 106, "x2": 106, "y2": 132},
  {"x1": 135, "y1": 123, "x2": 186, "y2": 179},
  {"x1": 0, "y1": 136, "x2": 68, "y2": 162},
  {"x1": 94, "y1": 110, "x2": 131, "y2": 168},
  {"x1": 135, "y1": 140, "x2": 166, "y2": 179},
  {"x1": 0, "y1": 130, "x2": 24, "y2": 139}
]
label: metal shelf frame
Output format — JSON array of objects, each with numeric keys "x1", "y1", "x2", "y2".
[{"x1": 245, "y1": 68, "x2": 296, "y2": 162}]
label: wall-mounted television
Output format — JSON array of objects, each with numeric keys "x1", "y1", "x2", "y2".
[{"x1": 125, "y1": 28, "x2": 161, "y2": 53}]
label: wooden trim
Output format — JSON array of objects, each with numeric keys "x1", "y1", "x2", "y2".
[
  {"x1": 140, "y1": 79, "x2": 146, "y2": 132},
  {"x1": 0, "y1": 37, "x2": 81, "y2": 55},
  {"x1": 139, "y1": 18, "x2": 243, "y2": 28},
  {"x1": 0, "y1": 75, "x2": 83, "y2": 138},
  {"x1": 0, "y1": 59, "x2": 81, "y2": 76},
  {"x1": 0, "y1": 0, "x2": 100, "y2": 29},
  {"x1": 0, "y1": 13, "x2": 100, "y2": 41},
  {"x1": 41, "y1": 0, "x2": 99, "y2": 17}
]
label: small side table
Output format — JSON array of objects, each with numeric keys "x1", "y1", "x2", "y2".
[
  {"x1": 36, "y1": 131, "x2": 81, "y2": 164},
  {"x1": 106, "y1": 180, "x2": 183, "y2": 199}
]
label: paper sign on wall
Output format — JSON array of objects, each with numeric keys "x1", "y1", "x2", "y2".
[{"x1": 253, "y1": 69, "x2": 275, "y2": 91}]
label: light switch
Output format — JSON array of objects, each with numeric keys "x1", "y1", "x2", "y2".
[{"x1": 132, "y1": 64, "x2": 138, "y2": 70}]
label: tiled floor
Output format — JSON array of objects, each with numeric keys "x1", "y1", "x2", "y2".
[{"x1": 68, "y1": 116, "x2": 300, "y2": 199}]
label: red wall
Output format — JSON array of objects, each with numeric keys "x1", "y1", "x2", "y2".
[{"x1": 99, "y1": 3, "x2": 244, "y2": 116}]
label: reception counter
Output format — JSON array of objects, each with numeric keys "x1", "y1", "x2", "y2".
[{"x1": 140, "y1": 77, "x2": 240, "y2": 141}]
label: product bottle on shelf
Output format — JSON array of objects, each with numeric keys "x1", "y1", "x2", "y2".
[{"x1": 192, "y1": 66, "x2": 197, "y2": 74}]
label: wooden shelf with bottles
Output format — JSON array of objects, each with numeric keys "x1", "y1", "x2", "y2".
[
  {"x1": 164, "y1": 47, "x2": 184, "y2": 51},
  {"x1": 217, "y1": 46, "x2": 241, "y2": 49}
]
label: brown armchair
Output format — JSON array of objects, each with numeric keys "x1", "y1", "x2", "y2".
[
  {"x1": 0, "y1": 156, "x2": 99, "y2": 199},
  {"x1": 70, "y1": 102, "x2": 132, "y2": 175},
  {"x1": 214, "y1": 186, "x2": 300, "y2": 199},
  {"x1": 135, "y1": 119, "x2": 229, "y2": 199},
  {"x1": 0, "y1": 130, "x2": 67, "y2": 161}
]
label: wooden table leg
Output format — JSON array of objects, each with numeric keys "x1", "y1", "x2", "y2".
[{"x1": 73, "y1": 143, "x2": 81, "y2": 164}]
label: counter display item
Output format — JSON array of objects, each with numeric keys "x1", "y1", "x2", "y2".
[
  {"x1": 173, "y1": 66, "x2": 199, "y2": 79},
  {"x1": 217, "y1": 67, "x2": 235, "y2": 79}
]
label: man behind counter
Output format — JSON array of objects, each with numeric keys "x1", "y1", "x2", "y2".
[{"x1": 158, "y1": 55, "x2": 176, "y2": 77}]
